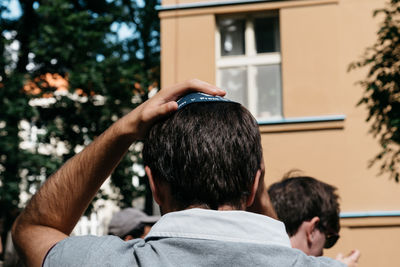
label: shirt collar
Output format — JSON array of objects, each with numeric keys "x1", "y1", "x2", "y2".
[{"x1": 145, "y1": 208, "x2": 291, "y2": 247}]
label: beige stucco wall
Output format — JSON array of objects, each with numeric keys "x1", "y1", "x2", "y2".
[
  {"x1": 161, "y1": 14, "x2": 216, "y2": 86},
  {"x1": 325, "y1": 216, "x2": 400, "y2": 265},
  {"x1": 160, "y1": 0, "x2": 400, "y2": 266},
  {"x1": 267, "y1": 0, "x2": 400, "y2": 210}
]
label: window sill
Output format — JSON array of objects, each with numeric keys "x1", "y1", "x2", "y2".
[
  {"x1": 258, "y1": 115, "x2": 345, "y2": 133},
  {"x1": 340, "y1": 211, "x2": 400, "y2": 228}
]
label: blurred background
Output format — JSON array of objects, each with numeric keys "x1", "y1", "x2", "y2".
[{"x1": 1, "y1": 0, "x2": 400, "y2": 266}]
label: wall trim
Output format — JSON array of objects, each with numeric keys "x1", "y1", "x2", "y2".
[
  {"x1": 158, "y1": 0, "x2": 282, "y2": 11},
  {"x1": 158, "y1": 0, "x2": 338, "y2": 12},
  {"x1": 340, "y1": 211, "x2": 400, "y2": 219},
  {"x1": 257, "y1": 114, "x2": 345, "y2": 125},
  {"x1": 158, "y1": 0, "x2": 339, "y2": 18}
]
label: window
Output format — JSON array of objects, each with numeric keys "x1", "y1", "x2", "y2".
[{"x1": 216, "y1": 12, "x2": 282, "y2": 120}]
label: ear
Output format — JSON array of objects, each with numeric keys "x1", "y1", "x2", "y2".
[
  {"x1": 145, "y1": 166, "x2": 162, "y2": 206},
  {"x1": 306, "y1": 216, "x2": 321, "y2": 244},
  {"x1": 246, "y1": 169, "x2": 261, "y2": 207}
]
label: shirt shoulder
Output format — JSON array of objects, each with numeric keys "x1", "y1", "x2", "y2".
[
  {"x1": 43, "y1": 235, "x2": 144, "y2": 267},
  {"x1": 291, "y1": 250, "x2": 347, "y2": 267}
]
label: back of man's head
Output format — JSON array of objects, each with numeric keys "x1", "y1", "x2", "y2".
[
  {"x1": 143, "y1": 101, "x2": 262, "y2": 210},
  {"x1": 268, "y1": 175, "x2": 340, "y2": 236}
]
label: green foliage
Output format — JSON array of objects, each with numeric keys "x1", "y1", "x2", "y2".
[
  {"x1": 349, "y1": 0, "x2": 400, "y2": 182},
  {"x1": 0, "y1": 0, "x2": 160, "y2": 241}
]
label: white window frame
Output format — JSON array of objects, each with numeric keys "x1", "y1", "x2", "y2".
[{"x1": 216, "y1": 12, "x2": 282, "y2": 119}]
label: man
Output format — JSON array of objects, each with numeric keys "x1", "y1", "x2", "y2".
[
  {"x1": 268, "y1": 175, "x2": 360, "y2": 265},
  {"x1": 108, "y1": 208, "x2": 159, "y2": 240},
  {"x1": 12, "y1": 79, "x2": 346, "y2": 266}
]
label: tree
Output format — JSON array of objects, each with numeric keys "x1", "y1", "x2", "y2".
[
  {"x1": 349, "y1": 0, "x2": 400, "y2": 181},
  {"x1": 0, "y1": 0, "x2": 41, "y2": 250},
  {"x1": 0, "y1": 0, "x2": 160, "y2": 249}
]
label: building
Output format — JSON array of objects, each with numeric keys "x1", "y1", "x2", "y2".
[{"x1": 158, "y1": 0, "x2": 400, "y2": 266}]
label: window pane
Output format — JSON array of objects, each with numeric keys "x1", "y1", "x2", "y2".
[
  {"x1": 219, "y1": 18, "x2": 245, "y2": 56},
  {"x1": 256, "y1": 64, "x2": 282, "y2": 118},
  {"x1": 220, "y1": 67, "x2": 247, "y2": 106},
  {"x1": 254, "y1": 16, "x2": 280, "y2": 53}
]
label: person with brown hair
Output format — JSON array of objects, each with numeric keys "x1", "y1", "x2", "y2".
[{"x1": 268, "y1": 174, "x2": 360, "y2": 266}]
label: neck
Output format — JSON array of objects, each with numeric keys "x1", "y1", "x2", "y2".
[
  {"x1": 186, "y1": 202, "x2": 246, "y2": 211},
  {"x1": 290, "y1": 232, "x2": 309, "y2": 254},
  {"x1": 218, "y1": 204, "x2": 245, "y2": 210},
  {"x1": 161, "y1": 203, "x2": 245, "y2": 215}
]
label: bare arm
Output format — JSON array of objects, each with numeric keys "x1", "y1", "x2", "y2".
[{"x1": 12, "y1": 79, "x2": 225, "y2": 267}]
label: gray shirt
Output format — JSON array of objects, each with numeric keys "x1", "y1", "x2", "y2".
[{"x1": 44, "y1": 209, "x2": 345, "y2": 267}]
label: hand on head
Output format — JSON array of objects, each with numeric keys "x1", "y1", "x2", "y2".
[{"x1": 123, "y1": 79, "x2": 225, "y2": 140}]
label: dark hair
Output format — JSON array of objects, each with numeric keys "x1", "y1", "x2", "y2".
[
  {"x1": 143, "y1": 102, "x2": 262, "y2": 210},
  {"x1": 268, "y1": 175, "x2": 340, "y2": 236}
]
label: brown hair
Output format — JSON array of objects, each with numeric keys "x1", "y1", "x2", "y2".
[
  {"x1": 143, "y1": 102, "x2": 262, "y2": 210},
  {"x1": 268, "y1": 174, "x2": 340, "y2": 236}
]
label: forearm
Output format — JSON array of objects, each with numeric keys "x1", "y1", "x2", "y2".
[{"x1": 12, "y1": 115, "x2": 137, "y2": 265}]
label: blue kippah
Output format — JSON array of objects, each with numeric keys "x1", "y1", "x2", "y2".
[{"x1": 177, "y1": 92, "x2": 235, "y2": 110}]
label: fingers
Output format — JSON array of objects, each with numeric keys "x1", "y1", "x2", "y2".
[
  {"x1": 336, "y1": 249, "x2": 360, "y2": 267},
  {"x1": 142, "y1": 101, "x2": 178, "y2": 123},
  {"x1": 161, "y1": 79, "x2": 225, "y2": 101},
  {"x1": 335, "y1": 253, "x2": 344, "y2": 261},
  {"x1": 147, "y1": 79, "x2": 225, "y2": 121},
  {"x1": 154, "y1": 101, "x2": 179, "y2": 118},
  {"x1": 132, "y1": 79, "x2": 224, "y2": 139},
  {"x1": 348, "y1": 250, "x2": 361, "y2": 262}
]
